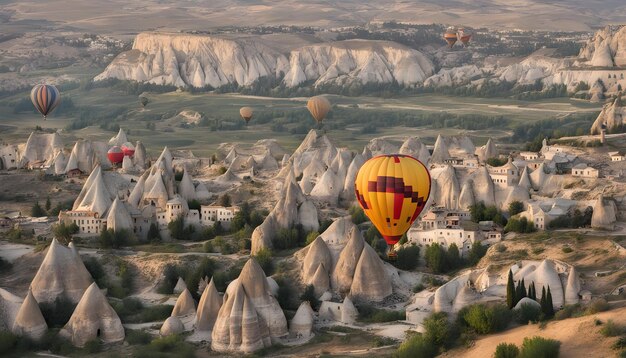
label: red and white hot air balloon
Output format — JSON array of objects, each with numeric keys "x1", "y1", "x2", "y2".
[{"x1": 107, "y1": 146, "x2": 124, "y2": 164}]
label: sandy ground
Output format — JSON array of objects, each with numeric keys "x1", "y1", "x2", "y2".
[
  {"x1": 0, "y1": 242, "x2": 34, "y2": 262},
  {"x1": 442, "y1": 306, "x2": 626, "y2": 358}
]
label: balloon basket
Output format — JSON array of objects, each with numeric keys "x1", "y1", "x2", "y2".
[{"x1": 387, "y1": 251, "x2": 398, "y2": 261}]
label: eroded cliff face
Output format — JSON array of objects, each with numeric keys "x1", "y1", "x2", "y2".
[
  {"x1": 283, "y1": 39, "x2": 435, "y2": 87},
  {"x1": 96, "y1": 33, "x2": 435, "y2": 88},
  {"x1": 95, "y1": 32, "x2": 289, "y2": 88},
  {"x1": 578, "y1": 25, "x2": 626, "y2": 67}
]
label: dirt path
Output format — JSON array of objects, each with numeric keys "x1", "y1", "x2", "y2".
[{"x1": 442, "y1": 306, "x2": 626, "y2": 358}]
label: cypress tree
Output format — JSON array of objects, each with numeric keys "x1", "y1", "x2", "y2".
[
  {"x1": 506, "y1": 269, "x2": 515, "y2": 309},
  {"x1": 529, "y1": 281, "x2": 537, "y2": 301},
  {"x1": 520, "y1": 278, "x2": 527, "y2": 299},
  {"x1": 546, "y1": 286, "x2": 555, "y2": 317},
  {"x1": 540, "y1": 286, "x2": 548, "y2": 316}
]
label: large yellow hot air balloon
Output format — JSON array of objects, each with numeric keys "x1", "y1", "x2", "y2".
[
  {"x1": 240, "y1": 107, "x2": 253, "y2": 125},
  {"x1": 306, "y1": 96, "x2": 331, "y2": 126},
  {"x1": 354, "y1": 154, "x2": 431, "y2": 258}
]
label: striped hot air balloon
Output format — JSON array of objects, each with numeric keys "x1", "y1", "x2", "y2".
[
  {"x1": 354, "y1": 154, "x2": 431, "y2": 259},
  {"x1": 443, "y1": 26, "x2": 458, "y2": 48},
  {"x1": 30, "y1": 84, "x2": 60, "y2": 120}
]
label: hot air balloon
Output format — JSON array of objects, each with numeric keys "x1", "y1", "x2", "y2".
[
  {"x1": 121, "y1": 142, "x2": 135, "y2": 157},
  {"x1": 354, "y1": 154, "x2": 431, "y2": 259},
  {"x1": 107, "y1": 146, "x2": 124, "y2": 164},
  {"x1": 306, "y1": 96, "x2": 331, "y2": 127},
  {"x1": 30, "y1": 84, "x2": 60, "y2": 120},
  {"x1": 443, "y1": 26, "x2": 457, "y2": 48},
  {"x1": 458, "y1": 28, "x2": 472, "y2": 46},
  {"x1": 240, "y1": 107, "x2": 253, "y2": 125},
  {"x1": 139, "y1": 95, "x2": 149, "y2": 107}
]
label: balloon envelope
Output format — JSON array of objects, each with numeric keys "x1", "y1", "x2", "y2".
[
  {"x1": 306, "y1": 96, "x2": 331, "y2": 123},
  {"x1": 121, "y1": 142, "x2": 135, "y2": 157},
  {"x1": 444, "y1": 26, "x2": 458, "y2": 47},
  {"x1": 30, "y1": 84, "x2": 61, "y2": 119},
  {"x1": 107, "y1": 146, "x2": 124, "y2": 164},
  {"x1": 354, "y1": 155, "x2": 431, "y2": 246},
  {"x1": 240, "y1": 107, "x2": 253, "y2": 123}
]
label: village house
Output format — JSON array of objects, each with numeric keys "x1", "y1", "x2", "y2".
[
  {"x1": 609, "y1": 151, "x2": 626, "y2": 162},
  {"x1": 571, "y1": 163, "x2": 600, "y2": 178}
]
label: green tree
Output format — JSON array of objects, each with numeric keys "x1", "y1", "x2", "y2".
[
  {"x1": 147, "y1": 223, "x2": 161, "y2": 243},
  {"x1": 45, "y1": 197, "x2": 52, "y2": 211},
  {"x1": 423, "y1": 312, "x2": 455, "y2": 348},
  {"x1": 540, "y1": 286, "x2": 548, "y2": 317},
  {"x1": 519, "y1": 336, "x2": 560, "y2": 358},
  {"x1": 217, "y1": 194, "x2": 231, "y2": 207},
  {"x1": 506, "y1": 269, "x2": 515, "y2": 309},
  {"x1": 53, "y1": 222, "x2": 79, "y2": 244},
  {"x1": 252, "y1": 248, "x2": 273, "y2": 275},
  {"x1": 546, "y1": 286, "x2": 555, "y2": 318},
  {"x1": 31, "y1": 201, "x2": 46, "y2": 217},
  {"x1": 396, "y1": 334, "x2": 437, "y2": 358},
  {"x1": 508, "y1": 201, "x2": 524, "y2": 216},
  {"x1": 529, "y1": 281, "x2": 537, "y2": 301},
  {"x1": 425, "y1": 243, "x2": 447, "y2": 274},
  {"x1": 446, "y1": 243, "x2": 461, "y2": 269},
  {"x1": 468, "y1": 242, "x2": 487, "y2": 266},
  {"x1": 495, "y1": 343, "x2": 520, "y2": 358},
  {"x1": 394, "y1": 245, "x2": 420, "y2": 271}
]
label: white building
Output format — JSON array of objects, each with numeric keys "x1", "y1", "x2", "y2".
[
  {"x1": 571, "y1": 163, "x2": 599, "y2": 178},
  {"x1": 200, "y1": 205, "x2": 239, "y2": 229},
  {"x1": 609, "y1": 151, "x2": 626, "y2": 162},
  {"x1": 520, "y1": 151, "x2": 539, "y2": 161},
  {"x1": 407, "y1": 208, "x2": 499, "y2": 256},
  {"x1": 488, "y1": 160, "x2": 520, "y2": 188},
  {"x1": 518, "y1": 199, "x2": 576, "y2": 230},
  {"x1": 58, "y1": 211, "x2": 103, "y2": 235}
]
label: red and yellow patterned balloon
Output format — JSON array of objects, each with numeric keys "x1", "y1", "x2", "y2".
[{"x1": 354, "y1": 154, "x2": 431, "y2": 255}]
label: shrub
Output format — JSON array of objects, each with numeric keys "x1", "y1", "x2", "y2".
[
  {"x1": 133, "y1": 335, "x2": 195, "y2": 358},
  {"x1": 460, "y1": 304, "x2": 511, "y2": 334},
  {"x1": 0, "y1": 331, "x2": 18, "y2": 355},
  {"x1": 52, "y1": 222, "x2": 79, "y2": 243},
  {"x1": 562, "y1": 246, "x2": 573, "y2": 253},
  {"x1": 0, "y1": 257, "x2": 12, "y2": 273},
  {"x1": 357, "y1": 304, "x2": 405, "y2": 323},
  {"x1": 349, "y1": 206, "x2": 368, "y2": 224},
  {"x1": 84, "y1": 339, "x2": 101, "y2": 353},
  {"x1": 394, "y1": 244, "x2": 420, "y2": 271},
  {"x1": 252, "y1": 248, "x2": 273, "y2": 275},
  {"x1": 274, "y1": 277, "x2": 299, "y2": 311},
  {"x1": 519, "y1": 336, "x2": 560, "y2": 358},
  {"x1": 495, "y1": 342, "x2": 520, "y2": 358},
  {"x1": 395, "y1": 334, "x2": 437, "y2": 358},
  {"x1": 600, "y1": 320, "x2": 624, "y2": 337},
  {"x1": 423, "y1": 312, "x2": 456, "y2": 348},
  {"x1": 125, "y1": 329, "x2": 153, "y2": 345},
  {"x1": 586, "y1": 298, "x2": 609, "y2": 314},
  {"x1": 40, "y1": 296, "x2": 76, "y2": 328},
  {"x1": 611, "y1": 336, "x2": 626, "y2": 350},
  {"x1": 508, "y1": 201, "x2": 525, "y2": 216},
  {"x1": 496, "y1": 243, "x2": 507, "y2": 253},
  {"x1": 300, "y1": 285, "x2": 320, "y2": 310},
  {"x1": 83, "y1": 257, "x2": 106, "y2": 288},
  {"x1": 515, "y1": 303, "x2": 542, "y2": 324},
  {"x1": 305, "y1": 231, "x2": 320, "y2": 246}
]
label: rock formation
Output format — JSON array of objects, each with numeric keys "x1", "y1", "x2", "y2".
[
  {"x1": 591, "y1": 196, "x2": 617, "y2": 230},
  {"x1": 475, "y1": 138, "x2": 497, "y2": 162},
  {"x1": 432, "y1": 165, "x2": 460, "y2": 209},
  {"x1": 160, "y1": 316, "x2": 184, "y2": 336},
  {"x1": 290, "y1": 301, "x2": 314, "y2": 338},
  {"x1": 173, "y1": 277, "x2": 187, "y2": 294},
  {"x1": 195, "y1": 277, "x2": 222, "y2": 332},
  {"x1": 529, "y1": 163, "x2": 549, "y2": 191},
  {"x1": 340, "y1": 153, "x2": 365, "y2": 202},
  {"x1": 365, "y1": 138, "x2": 399, "y2": 157},
  {"x1": 178, "y1": 168, "x2": 197, "y2": 201},
  {"x1": 30, "y1": 239, "x2": 93, "y2": 304},
  {"x1": 471, "y1": 166, "x2": 496, "y2": 206},
  {"x1": 578, "y1": 25, "x2": 626, "y2": 67},
  {"x1": 73, "y1": 165, "x2": 113, "y2": 217},
  {"x1": 310, "y1": 168, "x2": 342, "y2": 204},
  {"x1": 0, "y1": 288, "x2": 23, "y2": 331},
  {"x1": 134, "y1": 141, "x2": 147, "y2": 169},
  {"x1": 564, "y1": 266, "x2": 581, "y2": 305},
  {"x1": 60, "y1": 283, "x2": 124, "y2": 347},
  {"x1": 331, "y1": 228, "x2": 365, "y2": 295},
  {"x1": 172, "y1": 288, "x2": 196, "y2": 317},
  {"x1": 590, "y1": 97, "x2": 625, "y2": 134},
  {"x1": 11, "y1": 290, "x2": 47, "y2": 340},
  {"x1": 458, "y1": 179, "x2": 475, "y2": 210},
  {"x1": 518, "y1": 166, "x2": 532, "y2": 190},
  {"x1": 515, "y1": 259, "x2": 564, "y2": 308},
  {"x1": 21, "y1": 132, "x2": 63, "y2": 166},
  {"x1": 430, "y1": 135, "x2": 450, "y2": 163},
  {"x1": 513, "y1": 297, "x2": 541, "y2": 310},
  {"x1": 350, "y1": 244, "x2": 392, "y2": 301},
  {"x1": 105, "y1": 198, "x2": 134, "y2": 233},
  {"x1": 108, "y1": 128, "x2": 128, "y2": 146},
  {"x1": 211, "y1": 258, "x2": 287, "y2": 353}
]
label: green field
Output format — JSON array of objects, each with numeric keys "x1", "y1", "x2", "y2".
[{"x1": 0, "y1": 82, "x2": 603, "y2": 157}]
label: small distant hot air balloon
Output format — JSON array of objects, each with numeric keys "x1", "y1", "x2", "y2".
[
  {"x1": 354, "y1": 154, "x2": 431, "y2": 259},
  {"x1": 443, "y1": 26, "x2": 458, "y2": 48},
  {"x1": 307, "y1": 96, "x2": 331, "y2": 127},
  {"x1": 107, "y1": 146, "x2": 124, "y2": 164},
  {"x1": 240, "y1": 107, "x2": 253, "y2": 125},
  {"x1": 121, "y1": 142, "x2": 135, "y2": 157},
  {"x1": 30, "y1": 84, "x2": 60, "y2": 120},
  {"x1": 139, "y1": 95, "x2": 149, "y2": 108},
  {"x1": 458, "y1": 28, "x2": 472, "y2": 46}
]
